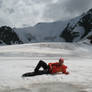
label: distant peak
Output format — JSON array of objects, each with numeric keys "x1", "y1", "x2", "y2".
[
  {"x1": 88, "y1": 8, "x2": 92, "y2": 12},
  {"x1": 86, "y1": 8, "x2": 92, "y2": 14}
]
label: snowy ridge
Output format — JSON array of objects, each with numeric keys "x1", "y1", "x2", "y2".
[
  {"x1": 14, "y1": 21, "x2": 68, "y2": 43},
  {"x1": 61, "y1": 8, "x2": 92, "y2": 42}
]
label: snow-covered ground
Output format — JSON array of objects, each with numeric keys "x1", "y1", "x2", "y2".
[{"x1": 0, "y1": 42, "x2": 92, "y2": 92}]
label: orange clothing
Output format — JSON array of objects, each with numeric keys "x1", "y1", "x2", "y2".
[{"x1": 48, "y1": 62, "x2": 68, "y2": 74}]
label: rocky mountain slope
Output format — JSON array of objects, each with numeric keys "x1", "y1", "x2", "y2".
[
  {"x1": 0, "y1": 26, "x2": 23, "y2": 45},
  {"x1": 60, "y1": 8, "x2": 92, "y2": 42}
]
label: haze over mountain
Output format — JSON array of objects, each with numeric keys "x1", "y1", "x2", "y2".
[{"x1": 0, "y1": 8, "x2": 92, "y2": 45}]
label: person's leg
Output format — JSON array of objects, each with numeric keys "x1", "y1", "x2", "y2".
[{"x1": 34, "y1": 60, "x2": 48, "y2": 72}]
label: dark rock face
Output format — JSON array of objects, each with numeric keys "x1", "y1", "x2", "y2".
[
  {"x1": 87, "y1": 35, "x2": 92, "y2": 44},
  {"x1": 60, "y1": 23, "x2": 79, "y2": 42},
  {"x1": 78, "y1": 9, "x2": 92, "y2": 39},
  {"x1": 60, "y1": 8, "x2": 92, "y2": 42},
  {"x1": 0, "y1": 26, "x2": 23, "y2": 45}
]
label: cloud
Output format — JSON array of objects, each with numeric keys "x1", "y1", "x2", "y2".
[
  {"x1": 0, "y1": 0, "x2": 92, "y2": 27},
  {"x1": 0, "y1": 0, "x2": 3, "y2": 8},
  {"x1": 0, "y1": 0, "x2": 47, "y2": 27},
  {"x1": 43, "y1": 0, "x2": 92, "y2": 21},
  {"x1": 65, "y1": 0, "x2": 92, "y2": 13}
]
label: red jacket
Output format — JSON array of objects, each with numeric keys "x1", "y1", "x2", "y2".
[{"x1": 48, "y1": 62, "x2": 68, "y2": 74}]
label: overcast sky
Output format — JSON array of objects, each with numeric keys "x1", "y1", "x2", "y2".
[{"x1": 0, "y1": 0, "x2": 92, "y2": 27}]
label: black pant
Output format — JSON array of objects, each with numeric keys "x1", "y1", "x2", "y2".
[{"x1": 34, "y1": 60, "x2": 50, "y2": 74}]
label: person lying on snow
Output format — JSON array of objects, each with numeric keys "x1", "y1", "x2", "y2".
[{"x1": 34, "y1": 58, "x2": 69, "y2": 75}]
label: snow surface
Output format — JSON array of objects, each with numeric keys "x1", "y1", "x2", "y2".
[{"x1": 0, "y1": 42, "x2": 92, "y2": 92}]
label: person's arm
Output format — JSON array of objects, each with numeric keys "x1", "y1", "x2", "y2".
[
  {"x1": 62, "y1": 66, "x2": 69, "y2": 75},
  {"x1": 49, "y1": 63, "x2": 52, "y2": 69},
  {"x1": 62, "y1": 70, "x2": 69, "y2": 75},
  {"x1": 48, "y1": 63, "x2": 53, "y2": 72}
]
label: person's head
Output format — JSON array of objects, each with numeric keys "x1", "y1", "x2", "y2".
[{"x1": 59, "y1": 58, "x2": 64, "y2": 65}]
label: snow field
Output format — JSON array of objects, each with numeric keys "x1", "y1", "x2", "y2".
[{"x1": 0, "y1": 42, "x2": 92, "y2": 92}]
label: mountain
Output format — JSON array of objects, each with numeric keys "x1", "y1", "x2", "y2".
[
  {"x1": 14, "y1": 21, "x2": 68, "y2": 43},
  {"x1": 0, "y1": 8, "x2": 92, "y2": 45},
  {"x1": 60, "y1": 8, "x2": 92, "y2": 42},
  {"x1": 0, "y1": 26, "x2": 23, "y2": 45}
]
